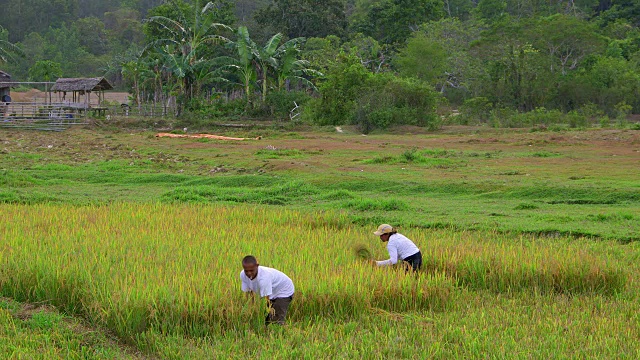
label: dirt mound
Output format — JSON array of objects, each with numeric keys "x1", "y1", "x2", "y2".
[{"x1": 11, "y1": 89, "x2": 46, "y2": 102}]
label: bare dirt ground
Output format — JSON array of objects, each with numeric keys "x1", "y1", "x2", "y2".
[{"x1": 1, "y1": 126, "x2": 637, "y2": 179}]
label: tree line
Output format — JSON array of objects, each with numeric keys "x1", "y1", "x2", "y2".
[{"x1": 2, "y1": 0, "x2": 640, "y2": 130}]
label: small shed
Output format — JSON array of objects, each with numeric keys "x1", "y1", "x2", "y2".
[
  {"x1": 51, "y1": 77, "x2": 113, "y2": 108},
  {"x1": 0, "y1": 70, "x2": 14, "y2": 103}
]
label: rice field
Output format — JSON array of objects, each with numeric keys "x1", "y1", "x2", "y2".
[
  {"x1": 1, "y1": 127, "x2": 639, "y2": 358},
  {"x1": 1, "y1": 203, "x2": 638, "y2": 358}
]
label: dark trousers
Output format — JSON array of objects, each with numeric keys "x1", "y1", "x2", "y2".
[
  {"x1": 265, "y1": 295, "x2": 293, "y2": 325},
  {"x1": 403, "y1": 251, "x2": 422, "y2": 271}
]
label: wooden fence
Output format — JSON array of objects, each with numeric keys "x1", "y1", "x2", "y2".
[
  {"x1": 106, "y1": 103, "x2": 177, "y2": 117},
  {"x1": 0, "y1": 102, "x2": 88, "y2": 131}
]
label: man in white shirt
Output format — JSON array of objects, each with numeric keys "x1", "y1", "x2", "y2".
[
  {"x1": 240, "y1": 255, "x2": 295, "y2": 325},
  {"x1": 372, "y1": 224, "x2": 422, "y2": 271}
]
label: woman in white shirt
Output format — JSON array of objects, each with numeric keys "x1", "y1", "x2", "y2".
[{"x1": 372, "y1": 224, "x2": 422, "y2": 271}]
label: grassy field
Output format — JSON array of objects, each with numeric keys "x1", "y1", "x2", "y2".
[{"x1": 1, "y1": 125, "x2": 639, "y2": 358}]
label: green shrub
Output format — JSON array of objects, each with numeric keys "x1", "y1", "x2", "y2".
[
  {"x1": 490, "y1": 107, "x2": 589, "y2": 128},
  {"x1": 351, "y1": 75, "x2": 440, "y2": 133},
  {"x1": 264, "y1": 90, "x2": 311, "y2": 119},
  {"x1": 310, "y1": 51, "x2": 373, "y2": 126},
  {"x1": 308, "y1": 51, "x2": 440, "y2": 132},
  {"x1": 566, "y1": 110, "x2": 588, "y2": 128},
  {"x1": 459, "y1": 97, "x2": 492, "y2": 124}
]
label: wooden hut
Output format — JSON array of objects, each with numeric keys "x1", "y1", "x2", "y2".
[
  {"x1": 51, "y1": 77, "x2": 113, "y2": 109},
  {"x1": 0, "y1": 70, "x2": 14, "y2": 103}
]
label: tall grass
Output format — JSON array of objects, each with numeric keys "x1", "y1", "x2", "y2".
[
  {"x1": 0, "y1": 204, "x2": 627, "y2": 342},
  {"x1": 0, "y1": 204, "x2": 452, "y2": 341}
]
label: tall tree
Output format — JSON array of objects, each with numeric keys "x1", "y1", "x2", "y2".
[
  {"x1": 28, "y1": 60, "x2": 62, "y2": 81},
  {"x1": 527, "y1": 14, "x2": 606, "y2": 75},
  {"x1": 354, "y1": 0, "x2": 445, "y2": 44}
]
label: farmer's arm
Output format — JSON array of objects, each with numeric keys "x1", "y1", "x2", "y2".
[
  {"x1": 376, "y1": 244, "x2": 398, "y2": 266},
  {"x1": 240, "y1": 275, "x2": 257, "y2": 302}
]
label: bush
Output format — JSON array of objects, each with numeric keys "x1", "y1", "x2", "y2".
[
  {"x1": 310, "y1": 51, "x2": 373, "y2": 126},
  {"x1": 459, "y1": 97, "x2": 492, "y2": 124},
  {"x1": 614, "y1": 101, "x2": 632, "y2": 127},
  {"x1": 352, "y1": 75, "x2": 441, "y2": 133},
  {"x1": 566, "y1": 110, "x2": 588, "y2": 128},
  {"x1": 308, "y1": 51, "x2": 441, "y2": 132},
  {"x1": 489, "y1": 107, "x2": 589, "y2": 128},
  {"x1": 264, "y1": 90, "x2": 311, "y2": 119}
]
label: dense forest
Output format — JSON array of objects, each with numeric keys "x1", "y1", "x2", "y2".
[{"x1": 2, "y1": 0, "x2": 640, "y2": 130}]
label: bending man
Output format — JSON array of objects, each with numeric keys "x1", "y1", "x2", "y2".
[
  {"x1": 240, "y1": 255, "x2": 295, "y2": 325},
  {"x1": 372, "y1": 224, "x2": 422, "y2": 271}
]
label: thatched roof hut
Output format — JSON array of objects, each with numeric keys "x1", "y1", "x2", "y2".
[
  {"x1": 51, "y1": 77, "x2": 113, "y2": 108},
  {"x1": 51, "y1": 77, "x2": 113, "y2": 92}
]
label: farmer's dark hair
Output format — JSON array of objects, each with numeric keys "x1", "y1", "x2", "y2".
[{"x1": 242, "y1": 255, "x2": 258, "y2": 265}]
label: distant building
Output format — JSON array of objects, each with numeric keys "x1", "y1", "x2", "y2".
[{"x1": 51, "y1": 77, "x2": 113, "y2": 109}]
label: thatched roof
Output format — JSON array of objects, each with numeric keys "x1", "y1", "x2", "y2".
[
  {"x1": 0, "y1": 70, "x2": 14, "y2": 88},
  {"x1": 51, "y1": 77, "x2": 113, "y2": 92}
]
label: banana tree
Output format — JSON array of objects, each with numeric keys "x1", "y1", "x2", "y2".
[
  {"x1": 256, "y1": 33, "x2": 282, "y2": 103},
  {"x1": 0, "y1": 26, "x2": 23, "y2": 64},
  {"x1": 121, "y1": 59, "x2": 153, "y2": 109},
  {"x1": 144, "y1": 0, "x2": 231, "y2": 103},
  {"x1": 275, "y1": 43, "x2": 323, "y2": 92},
  {"x1": 218, "y1": 26, "x2": 259, "y2": 109}
]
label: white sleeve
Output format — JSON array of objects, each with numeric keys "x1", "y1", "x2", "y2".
[
  {"x1": 240, "y1": 273, "x2": 250, "y2": 292},
  {"x1": 376, "y1": 243, "x2": 398, "y2": 266}
]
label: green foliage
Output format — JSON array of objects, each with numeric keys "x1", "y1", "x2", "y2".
[
  {"x1": 28, "y1": 60, "x2": 63, "y2": 82},
  {"x1": 474, "y1": 0, "x2": 507, "y2": 22},
  {"x1": 308, "y1": 51, "x2": 372, "y2": 126},
  {"x1": 2, "y1": 0, "x2": 640, "y2": 126},
  {"x1": 353, "y1": 75, "x2": 441, "y2": 133},
  {"x1": 614, "y1": 101, "x2": 632, "y2": 120},
  {"x1": 309, "y1": 52, "x2": 440, "y2": 132},
  {"x1": 75, "y1": 16, "x2": 109, "y2": 55},
  {"x1": 254, "y1": 0, "x2": 348, "y2": 39},
  {"x1": 460, "y1": 97, "x2": 493, "y2": 124},
  {"x1": 0, "y1": 26, "x2": 25, "y2": 64},
  {"x1": 354, "y1": 0, "x2": 446, "y2": 44},
  {"x1": 558, "y1": 55, "x2": 640, "y2": 114},
  {"x1": 394, "y1": 32, "x2": 448, "y2": 85},
  {"x1": 481, "y1": 107, "x2": 590, "y2": 128},
  {"x1": 263, "y1": 90, "x2": 311, "y2": 119}
]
